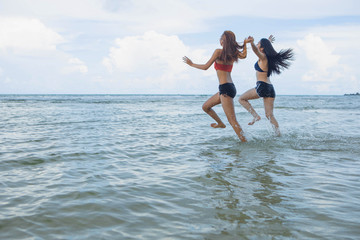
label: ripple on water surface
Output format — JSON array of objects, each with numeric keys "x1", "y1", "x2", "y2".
[{"x1": 1, "y1": 95, "x2": 360, "y2": 239}]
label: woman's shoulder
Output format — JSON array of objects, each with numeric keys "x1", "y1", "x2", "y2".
[
  {"x1": 210, "y1": 49, "x2": 222, "y2": 60},
  {"x1": 214, "y1": 48, "x2": 222, "y2": 55}
]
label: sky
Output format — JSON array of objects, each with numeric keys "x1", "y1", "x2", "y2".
[{"x1": 0, "y1": 0, "x2": 359, "y2": 95}]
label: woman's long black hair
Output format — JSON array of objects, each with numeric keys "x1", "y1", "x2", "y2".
[{"x1": 260, "y1": 38, "x2": 294, "y2": 77}]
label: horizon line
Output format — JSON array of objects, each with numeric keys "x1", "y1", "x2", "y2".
[{"x1": 0, "y1": 93, "x2": 354, "y2": 96}]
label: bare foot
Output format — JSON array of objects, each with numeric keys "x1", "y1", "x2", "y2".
[
  {"x1": 275, "y1": 128, "x2": 281, "y2": 137},
  {"x1": 211, "y1": 123, "x2": 226, "y2": 128},
  {"x1": 239, "y1": 135, "x2": 247, "y2": 142},
  {"x1": 248, "y1": 116, "x2": 261, "y2": 125}
]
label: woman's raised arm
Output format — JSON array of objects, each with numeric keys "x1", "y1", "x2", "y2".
[
  {"x1": 248, "y1": 36, "x2": 266, "y2": 61},
  {"x1": 238, "y1": 39, "x2": 247, "y2": 59},
  {"x1": 183, "y1": 49, "x2": 221, "y2": 70}
]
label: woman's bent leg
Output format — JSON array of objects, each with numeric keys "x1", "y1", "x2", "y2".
[
  {"x1": 202, "y1": 93, "x2": 226, "y2": 128},
  {"x1": 238, "y1": 88, "x2": 261, "y2": 125},
  {"x1": 221, "y1": 94, "x2": 247, "y2": 142}
]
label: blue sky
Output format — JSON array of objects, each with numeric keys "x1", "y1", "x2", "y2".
[{"x1": 0, "y1": 0, "x2": 359, "y2": 95}]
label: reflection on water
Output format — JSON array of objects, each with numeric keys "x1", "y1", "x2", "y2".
[{"x1": 197, "y1": 144, "x2": 294, "y2": 239}]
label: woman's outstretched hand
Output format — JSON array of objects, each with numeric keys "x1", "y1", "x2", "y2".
[
  {"x1": 182, "y1": 56, "x2": 193, "y2": 66},
  {"x1": 268, "y1": 35, "x2": 275, "y2": 43},
  {"x1": 247, "y1": 36, "x2": 254, "y2": 43}
]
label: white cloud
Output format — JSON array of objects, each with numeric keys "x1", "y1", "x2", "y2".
[
  {"x1": 64, "y1": 57, "x2": 88, "y2": 74},
  {"x1": 1, "y1": 0, "x2": 359, "y2": 94},
  {"x1": 0, "y1": 0, "x2": 204, "y2": 34},
  {"x1": 103, "y1": 31, "x2": 204, "y2": 92},
  {"x1": 293, "y1": 31, "x2": 359, "y2": 94},
  {"x1": 0, "y1": 16, "x2": 88, "y2": 79},
  {"x1": 112, "y1": 0, "x2": 204, "y2": 34},
  {"x1": 297, "y1": 33, "x2": 341, "y2": 82},
  {"x1": 0, "y1": 17, "x2": 64, "y2": 54},
  {"x1": 238, "y1": 0, "x2": 360, "y2": 19},
  {"x1": 2, "y1": 0, "x2": 359, "y2": 35},
  {"x1": 298, "y1": 34, "x2": 339, "y2": 71},
  {"x1": 104, "y1": 31, "x2": 187, "y2": 73},
  {"x1": 0, "y1": 0, "x2": 111, "y2": 21}
]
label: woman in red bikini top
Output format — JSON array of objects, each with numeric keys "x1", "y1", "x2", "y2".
[{"x1": 183, "y1": 31, "x2": 248, "y2": 142}]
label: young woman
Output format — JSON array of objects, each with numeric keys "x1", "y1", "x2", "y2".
[
  {"x1": 239, "y1": 35, "x2": 294, "y2": 136},
  {"x1": 183, "y1": 31, "x2": 248, "y2": 142}
]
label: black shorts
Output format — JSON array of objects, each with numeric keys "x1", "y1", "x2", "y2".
[
  {"x1": 219, "y1": 83, "x2": 237, "y2": 98},
  {"x1": 255, "y1": 81, "x2": 276, "y2": 98}
]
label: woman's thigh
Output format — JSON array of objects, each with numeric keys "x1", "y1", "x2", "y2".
[
  {"x1": 203, "y1": 92, "x2": 221, "y2": 109},
  {"x1": 239, "y1": 88, "x2": 260, "y2": 101}
]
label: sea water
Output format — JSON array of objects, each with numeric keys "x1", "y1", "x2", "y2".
[{"x1": 1, "y1": 94, "x2": 359, "y2": 239}]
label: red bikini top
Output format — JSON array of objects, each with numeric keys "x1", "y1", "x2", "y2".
[{"x1": 214, "y1": 62, "x2": 233, "y2": 72}]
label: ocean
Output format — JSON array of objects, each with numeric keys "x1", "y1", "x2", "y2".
[{"x1": 1, "y1": 94, "x2": 359, "y2": 239}]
